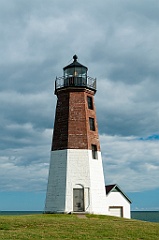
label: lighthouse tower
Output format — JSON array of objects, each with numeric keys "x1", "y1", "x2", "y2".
[{"x1": 45, "y1": 55, "x2": 107, "y2": 214}]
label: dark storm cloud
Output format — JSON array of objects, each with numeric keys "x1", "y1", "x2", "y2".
[
  {"x1": 0, "y1": 0, "x2": 159, "y2": 192},
  {"x1": 84, "y1": 0, "x2": 159, "y2": 85}
]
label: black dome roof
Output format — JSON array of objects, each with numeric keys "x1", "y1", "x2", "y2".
[{"x1": 63, "y1": 55, "x2": 88, "y2": 71}]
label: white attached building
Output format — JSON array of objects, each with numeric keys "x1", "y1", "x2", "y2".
[{"x1": 106, "y1": 184, "x2": 131, "y2": 218}]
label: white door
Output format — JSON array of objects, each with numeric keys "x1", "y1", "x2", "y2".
[
  {"x1": 73, "y1": 189, "x2": 84, "y2": 212},
  {"x1": 109, "y1": 207, "x2": 123, "y2": 217}
]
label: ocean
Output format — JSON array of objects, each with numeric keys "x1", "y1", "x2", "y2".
[
  {"x1": 131, "y1": 211, "x2": 159, "y2": 223},
  {"x1": 0, "y1": 211, "x2": 159, "y2": 223}
]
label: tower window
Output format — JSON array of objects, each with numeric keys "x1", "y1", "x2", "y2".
[
  {"x1": 91, "y1": 144, "x2": 98, "y2": 159},
  {"x1": 89, "y1": 117, "x2": 95, "y2": 131},
  {"x1": 87, "y1": 96, "x2": 93, "y2": 110}
]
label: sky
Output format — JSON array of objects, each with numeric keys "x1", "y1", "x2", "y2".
[{"x1": 0, "y1": 0, "x2": 159, "y2": 211}]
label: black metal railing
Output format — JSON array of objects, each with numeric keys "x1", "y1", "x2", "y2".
[{"x1": 55, "y1": 76, "x2": 96, "y2": 92}]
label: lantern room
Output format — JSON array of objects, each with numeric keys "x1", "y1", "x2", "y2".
[
  {"x1": 63, "y1": 55, "x2": 87, "y2": 79},
  {"x1": 55, "y1": 55, "x2": 96, "y2": 94}
]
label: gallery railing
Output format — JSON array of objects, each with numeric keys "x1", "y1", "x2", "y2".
[{"x1": 55, "y1": 76, "x2": 96, "y2": 92}]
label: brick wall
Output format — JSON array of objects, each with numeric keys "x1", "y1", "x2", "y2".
[{"x1": 52, "y1": 87, "x2": 100, "y2": 151}]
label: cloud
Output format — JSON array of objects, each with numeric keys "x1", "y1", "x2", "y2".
[
  {"x1": 0, "y1": 0, "x2": 159, "y2": 196},
  {"x1": 96, "y1": 78, "x2": 159, "y2": 137},
  {"x1": 100, "y1": 134, "x2": 159, "y2": 192},
  {"x1": 0, "y1": 128, "x2": 52, "y2": 191},
  {"x1": 0, "y1": 153, "x2": 49, "y2": 192}
]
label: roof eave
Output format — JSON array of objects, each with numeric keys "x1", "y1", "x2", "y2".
[{"x1": 106, "y1": 184, "x2": 132, "y2": 203}]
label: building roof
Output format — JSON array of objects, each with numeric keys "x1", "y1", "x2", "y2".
[
  {"x1": 105, "y1": 184, "x2": 132, "y2": 203},
  {"x1": 63, "y1": 55, "x2": 88, "y2": 71}
]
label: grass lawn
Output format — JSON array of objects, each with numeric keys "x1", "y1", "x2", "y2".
[{"x1": 0, "y1": 214, "x2": 159, "y2": 240}]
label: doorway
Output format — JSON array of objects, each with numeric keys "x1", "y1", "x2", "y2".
[{"x1": 73, "y1": 188, "x2": 84, "y2": 212}]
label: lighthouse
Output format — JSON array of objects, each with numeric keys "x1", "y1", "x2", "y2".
[{"x1": 45, "y1": 55, "x2": 107, "y2": 214}]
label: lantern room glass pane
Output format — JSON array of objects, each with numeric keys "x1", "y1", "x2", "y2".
[{"x1": 64, "y1": 67, "x2": 87, "y2": 78}]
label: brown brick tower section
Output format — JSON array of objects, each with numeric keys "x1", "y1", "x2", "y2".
[{"x1": 52, "y1": 87, "x2": 100, "y2": 151}]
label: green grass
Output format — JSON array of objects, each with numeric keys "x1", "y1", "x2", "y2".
[{"x1": 0, "y1": 214, "x2": 158, "y2": 240}]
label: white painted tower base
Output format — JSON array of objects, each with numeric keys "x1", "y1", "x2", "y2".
[{"x1": 45, "y1": 149, "x2": 107, "y2": 215}]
